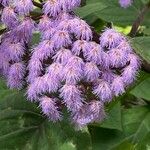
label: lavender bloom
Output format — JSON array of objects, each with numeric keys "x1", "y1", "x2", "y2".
[
  {"x1": 122, "y1": 65, "x2": 138, "y2": 85},
  {"x1": 0, "y1": 0, "x2": 9, "y2": 6},
  {"x1": 0, "y1": 51, "x2": 10, "y2": 75},
  {"x1": 71, "y1": 40, "x2": 89, "y2": 56},
  {"x1": 32, "y1": 40, "x2": 54, "y2": 61},
  {"x1": 39, "y1": 96, "x2": 61, "y2": 121},
  {"x1": 111, "y1": 76, "x2": 125, "y2": 96},
  {"x1": 44, "y1": 63, "x2": 63, "y2": 92},
  {"x1": 100, "y1": 28, "x2": 125, "y2": 49},
  {"x1": 108, "y1": 48, "x2": 128, "y2": 67},
  {"x1": 27, "y1": 76, "x2": 47, "y2": 101},
  {"x1": 93, "y1": 80, "x2": 112, "y2": 102},
  {"x1": 84, "y1": 62, "x2": 100, "y2": 82},
  {"x1": 7, "y1": 42, "x2": 25, "y2": 62},
  {"x1": 66, "y1": 56, "x2": 85, "y2": 70},
  {"x1": 62, "y1": 56, "x2": 84, "y2": 84},
  {"x1": 61, "y1": 0, "x2": 81, "y2": 11},
  {"x1": 60, "y1": 84, "x2": 83, "y2": 112},
  {"x1": 101, "y1": 52, "x2": 110, "y2": 69},
  {"x1": 102, "y1": 70, "x2": 115, "y2": 83},
  {"x1": 7, "y1": 62, "x2": 25, "y2": 89},
  {"x1": 12, "y1": 18, "x2": 35, "y2": 43},
  {"x1": 53, "y1": 48, "x2": 72, "y2": 65},
  {"x1": 52, "y1": 30, "x2": 72, "y2": 49},
  {"x1": 119, "y1": 0, "x2": 133, "y2": 8},
  {"x1": 85, "y1": 42, "x2": 102, "y2": 65},
  {"x1": 1, "y1": 7, "x2": 19, "y2": 29},
  {"x1": 117, "y1": 40, "x2": 132, "y2": 53},
  {"x1": 128, "y1": 53, "x2": 140, "y2": 70},
  {"x1": 41, "y1": 28, "x2": 56, "y2": 40},
  {"x1": 70, "y1": 18, "x2": 92, "y2": 41},
  {"x1": 57, "y1": 19, "x2": 72, "y2": 31},
  {"x1": 14, "y1": 0, "x2": 33, "y2": 15},
  {"x1": 38, "y1": 15, "x2": 54, "y2": 32},
  {"x1": 46, "y1": 63, "x2": 63, "y2": 80},
  {"x1": 73, "y1": 101, "x2": 105, "y2": 129},
  {"x1": 63, "y1": 65, "x2": 83, "y2": 84},
  {"x1": 28, "y1": 58, "x2": 43, "y2": 83},
  {"x1": 43, "y1": 0, "x2": 61, "y2": 16}
]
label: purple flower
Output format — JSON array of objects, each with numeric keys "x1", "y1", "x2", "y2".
[
  {"x1": 52, "y1": 30, "x2": 72, "y2": 49},
  {"x1": 101, "y1": 70, "x2": 115, "y2": 83},
  {"x1": 44, "y1": 74, "x2": 61, "y2": 93},
  {"x1": 27, "y1": 76, "x2": 47, "y2": 101},
  {"x1": 7, "y1": 42, "x2": 25, "y2": 62},
  {"x1": 60, "y1": 84, "x2": 83, "y2": 112},
  {"x1": 0, "y1": 51, "x2": 10, "y2": 75},
  {"x1": 85, "y1": 42, "x2": 102, "y2": 65},
  {"x1": 128, "y1": 53, "x2": 140, "y2": 70},
  {"x1": 71, "y1": 40, "x2": 89, "y2": 56},
  {"x1": 100, "y1": 28, "x2": 125, "y2": 49},
  {"x1": 53, "y1": 48, "x2": 73, "y2": 65},
  {"x1": 108, "y1": 48, "x2": 128, "y2": 67},
  {"x1": 7, "y1": 62, "x2": 25, "y2": 89},
  {"x1": 84, "y1": 62, "x2": 100, "y2": 82},
  {"x1": 61, "y1": 0, "x2": 81, "y2": 11},
  {"x1": 111, "y1": 76, "x2": 125, "y2": 96},
  {"x1": 41, "y1": 28, "x2": 57, "y2": 40},
  {"x1": 43, "y1": 0, "x2": 61, "y2": 16},
  {"x1": 1, "y1": 6, "x2": 19, "y2": 29},
  {"x1": 72, "y1": 101, "x2": 105, "y2": 129},
  {"x1": 31, "y1": 40, "x2": 55, "y2": 61},
  {"x1": 63, "y1": 65, "x2": 83, "y2": 84},
  {"x1": 66, "y1": 56, "x2": 85, "y2": 70},
  {"x1": 101, "y1": 52, "x2": 110, "y2": 69},
  {"x1": 39, "y1": 96, "x2": 61, "y2": 121},
  {"x1": 122, "y1": 65, "x2": 138, "y2": 85},
  {"x1": 14, "y1": 0, "x2": 33, "y2": 15},
  {"x1": 46, "y1": 63, "x2": 63, "y2": 79},
  {"x1": 119, "y1": 0, "x2": 133, "y2": 8},
  {"x1": 0, "y1": 0, "x2": 9, "y2": 6},
  {"x1": 28, "y1": 58, "x2": 43, "y2": 83},
  {"x1": 93, "y1": 80, "x2": 112, "y2": 102},
  {"x1": 12, "y1": 18, "x2": 35, "y2": 42},
  {"x1": 70, "y1": 18, "x2": 93, "y2": 41},
  {"x1": 117, "y1": 40, "x2": 132, "y2": 53},
  {"x1": 38, "y1": 15, "x2": 54, "y2": 32},
  {"x1": 62, "y1": 56, "x2": 84, "y2": 84}
]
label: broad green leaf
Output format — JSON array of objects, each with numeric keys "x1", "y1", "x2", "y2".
[
  {"x1": 75, "y1": 2, "x2": 106, "y2": 18},
  {"x1": 89, "y1": 106, "x2": 150, "y2": 150},
  {"x1": 0, "y1": 79, "x2": 92, "y2": 150},
  {"x1": 95, "y1": 101, "x2": 122, "y2": 131},
  {"x1": 77, "y1": 0, "x2": 150, "y2": 26},
  {"x1": 130, "y1": 77, "x2": 150, "y2": 101},
  {"x1": 131, "y1": 37, "x2": 150, "y2": 63}
]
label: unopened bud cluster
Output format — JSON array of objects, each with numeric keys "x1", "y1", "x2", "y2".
[
  {"x1": 0, "y1": 0, "x2": 140, "y2": 128},
  {"x1": 119, "y1": 0, "x2": 133, "y2": 8}
]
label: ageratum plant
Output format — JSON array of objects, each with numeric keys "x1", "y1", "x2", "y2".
[{"x1": 0, "y1": 0, "x2": 140, "y2": 129}]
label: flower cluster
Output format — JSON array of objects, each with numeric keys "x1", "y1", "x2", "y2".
[
  {"x1": 0, "y1": 0, "x2": 140, "y2": 129},
  {"x1": 0, "y1": 0, "x2": 34, "y2": 89},
  {"x1": 119, "y1": 0, "x2": 133, "y2": 8}
]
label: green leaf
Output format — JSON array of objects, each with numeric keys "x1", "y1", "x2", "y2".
[
  {"x1": 89, "y1": 106, "x2": 150, "y2": 150},
  {"x1": 130, "y1": 77, "x2": 150, "y2": 101},
  {"x1": 95, "y1": 101, "x2": 122, "y2": 131},
  {"x1": 77, "y1": 0, "x2": 150, "y2": 26},
  {"x1": 0, "y1": 79, "x2": 92, "y2": 150},
  {"x1": 131, "y1": 37, "x2": 150, "y2": 63},
  {"x1": 75, "y1": 2, "x2": 106, "y2": 18}
]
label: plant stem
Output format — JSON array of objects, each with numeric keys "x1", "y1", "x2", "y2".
[{"x1": 129, "y1": 1, "x2": 150, "y2": 37}]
